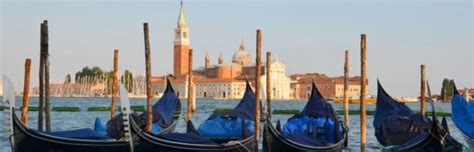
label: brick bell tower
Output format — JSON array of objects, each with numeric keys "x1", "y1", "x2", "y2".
[{"x1": 174, "y1": 0, "x2": 190, "y2": 76}]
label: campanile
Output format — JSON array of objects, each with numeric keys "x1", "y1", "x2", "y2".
[{"x1": 173, "y1": 1, "x2": 190, "y2": 76}]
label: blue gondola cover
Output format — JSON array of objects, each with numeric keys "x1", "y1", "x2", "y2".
[
  {"x1": 452, "y1": 90, "x2": 474, "y2": 139},
  {"x1": 94, "y1": 117, "x2": 107, "y2": 136},
  {"x1": 198, "y1": 80, "x2": 259, "y2": 139},
  {"x1": 280, "y1": 81, "x2": 345, "y2": 146},
  {"x1": 45, "y1": 128, "x2": 111, "y2": 140}
]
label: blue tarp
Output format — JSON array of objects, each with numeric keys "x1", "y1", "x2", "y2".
[
  {"x1": 198, "y1": 117, "x2": 255, "y2": 139},
  {"x1": 45, "y1": 128, "x2": 111, "y2": 140},
  {"x1": 373, "y1": 81, "x2": 431, "y2": 146},
  {"x1": 105, "y1": 77, "x2": 180, "y2": 139},
  {"x1": 451, "y1": 91, "x2": 474, "y2": 139},
  {"x1": 198, "y1": 80, "x2": 259, "y2": 139},
  {"x1": 94, "y1": 117, "x2": 107, "y2": 136},
  {"x1": 280, "y1": 81, "x2": 345, "y2": 146},
  {"x1": 282, "y1": 116, "x2": 344, "y2": 145}
]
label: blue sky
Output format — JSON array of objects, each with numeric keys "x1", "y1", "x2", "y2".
[{"x1": 1, "y1": 0, "x2": 472, "y2": 96}]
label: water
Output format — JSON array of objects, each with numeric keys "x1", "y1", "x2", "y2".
[{"x1": 0, "y1": 97, "x2": 472, "y2": 151}]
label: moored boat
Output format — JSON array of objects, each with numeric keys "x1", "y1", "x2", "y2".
[
  {"x1": 374, "y1": 80, "x2": 463, "y2": 151},
  {"x1": 4, "y1": 76, "x2": 133, "y2": 152},
  {"x1": 130, "y1": 80, "x2": 257, "y2": 152},
  {"x1": 263, "y1": 81, "x2": 348, "y2": 152}
]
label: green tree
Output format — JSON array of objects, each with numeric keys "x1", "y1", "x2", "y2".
[
  {"x1": 74, "y1": 66, "x2": 105, "y2": 83},
  {"x1": 441, "y1": 78, "x2": 456, "y2": 102},
  {"x1": 121, "y1": 70, "x2": 134, "y2": 93},
  {"x1": 64, "y1": 74, "x2": 72, "y2": 84}
]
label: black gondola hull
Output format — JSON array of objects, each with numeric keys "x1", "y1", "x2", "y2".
[{"x1": 131, "y1": 118, "x2": 256, "y2": 152}]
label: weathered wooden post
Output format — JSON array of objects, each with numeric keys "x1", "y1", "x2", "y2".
[
  {"x1": 255, "y1": 29, "x2": 262, "y2": 151},
  {"x1": 266, "y1": 52, "x2": 271, "y2": 117},
  {"x1": 143, "y1": 23, "x2": 153, "y2": 132},
  {"x1": 21, "y1": 58, "x2": 32, "y2": 125},
  {"x1": 420, "y1": 64, "x2": 426, "y2": 116},
  {"x1": 360, "y1": 34, "x2": 367, "y2": 152},
  {"x1": 38, "y1": 20, "x2": 47, "y2": 131},
  {"x1": 187, "y1": 49, "x2": 193, "y2": 121},
  {"x1": 343, "y1": 49, "x2": 350, "y2": 127},
  {"x1": 111, "y1": 49, "x2": 119, "y2": 118},
  {"x1": 42, "y1": 20, "x2": 51, "y2": 132}
]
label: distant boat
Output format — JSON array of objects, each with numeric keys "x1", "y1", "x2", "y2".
[
  {"x1": 263, "y1": 81, "x2": 348, "y2": 151},
  {"x1": 332, "y1": 97, "x2": 377, "y2": 104},
  {"x1": 374, "y1": 80, "x2": 463, "y2": 151},
  {"x1": 451, "y1": 83, "x2": 474, "y2": 150}
]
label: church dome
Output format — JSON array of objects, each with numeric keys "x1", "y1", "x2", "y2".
[{"x1": 232, "y1": 42, "x2": 252, "y2": 65}]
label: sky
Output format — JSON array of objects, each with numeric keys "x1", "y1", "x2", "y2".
[{"x1": 1, "y1": 0, "x2": 473, "y2": 97}]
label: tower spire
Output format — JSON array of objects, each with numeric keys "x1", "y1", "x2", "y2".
[
  {"x1": 239, "y1": 41, "x2": 245, "y2": 51},
  {"x1": 178, "y1": 0, "x2": 187, "y2": 27},
  {"x1": 218, "y1": 52, "x2": 224, "y2": 64}
]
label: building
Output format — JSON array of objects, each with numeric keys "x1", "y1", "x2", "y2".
[
  {"x1": 151, "y1": 1, "x2": 292, "y2": 100},
  {"x1": 290, "y1": 74, "x2": 366, "y2": 100},
  {"x1": 458, "y1": 88, "x2": 474, "y2": 101}
]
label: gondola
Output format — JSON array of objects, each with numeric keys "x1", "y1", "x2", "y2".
[
  {"x1": 105, "y1": 77, "x2": 181, "y2": 139},
  {"x1": 130, "y1": 80, "x2": 257, "y2": 152},
  {"x1": 263, "y1": 81, "x2": 348, "y2": 152},
  {"x1": 374, "y1": 80, "x2": 463, "y2": 151},
  {"x1": 3, "y1": 76, "x2": 133, "y2": 152},
  {"x1": 451, "y1": 83, "x2": 474, "y2": 150}
]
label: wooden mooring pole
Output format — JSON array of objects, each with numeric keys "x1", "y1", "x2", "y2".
[
  {"x1": 360, "y1": 34, "x2": 367, "y2": 152},
  {"x1": 42, "y1": 20, "x2": 51, "y2": 132},
  {"x1": 255, "y1": 29, "x2": 262, "y2": 151},
  {"x1": 38, "y1": 20, "x2": 48, "y2": 131},
  {"x1": 187, "y1": 49, "x2": 193, "y2": 121},
  {"x1": 420, "y1": 65, "x2": 426, "y2": 116},
  {"x1": 111, "y1": 49, "x2": 119, "y2": 118},
  {"x1": 266, "y1": 52, "x2": 271, "y2": 118},
  {"x1": 343, "y1": 49, "x2": 350, "y2": 128},
  {"x1": 21, "y1": 58, "x2": 32, "y2": 125},
  {"x1": 143, "y1": 23, "x2": 153, "y2": 132}
]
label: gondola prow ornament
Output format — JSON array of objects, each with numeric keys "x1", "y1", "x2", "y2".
[
  {"x1": 119, "y1": 84, "x2": 134, "y2": 152},
  {"x1": 3, "y1": 75, "x2": 16, "y2": 150}
]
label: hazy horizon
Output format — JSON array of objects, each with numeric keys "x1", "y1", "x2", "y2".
[{"x1": 1, "y1": 0, "x2": 473, "y2": 97}]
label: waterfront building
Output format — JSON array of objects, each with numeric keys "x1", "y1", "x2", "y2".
[
  {"x1": 458, "y1": 88, "x2": 474, "y2": 101},
  {"x1": 290, "y1": 74, "x2": 366, "y2": 100}
]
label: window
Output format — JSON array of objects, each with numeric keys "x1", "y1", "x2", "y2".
[{"x1": 183, "y1": 32, "x2": 188, "y2": 38}]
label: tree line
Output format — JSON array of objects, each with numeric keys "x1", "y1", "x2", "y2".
[{"x1": 64, "y1": 66, "x2": 134, "y2": 93}]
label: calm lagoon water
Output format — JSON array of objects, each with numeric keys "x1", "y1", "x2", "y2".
[{"x1": 1, "y1": 97, "x2": 472, "y2": 151}]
